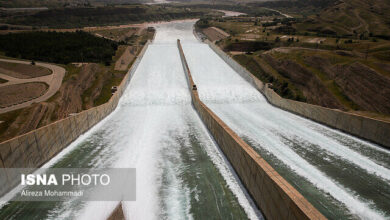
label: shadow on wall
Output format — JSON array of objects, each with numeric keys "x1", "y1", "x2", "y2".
[{"x1": 177, "y1": 39, "x2": 326, "y2": 220}]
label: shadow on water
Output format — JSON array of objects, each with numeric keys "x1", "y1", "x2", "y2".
[
  {"x1": 0, "y1": 130, "x2": 117, "y2": 220},
  {"x1": 158, "y1": 124, "x2": 248, "y2": 220},
  {"x1": 242, "y1": 136, "x2": 358, "y2": 220}
]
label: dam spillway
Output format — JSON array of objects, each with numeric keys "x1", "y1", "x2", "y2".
[
  {"x1": 0, "y1": 21, "x2": 389, "y2": 220},
  {"x1": 181, "y1": 31, "x2": 390, "y2": 218},
  {"x1": 0, "y1": 22, "x2": 261, "y2": 220}
]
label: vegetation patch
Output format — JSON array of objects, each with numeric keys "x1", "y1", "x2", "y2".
[
  {"x1": 234, "y1": 54, "x2": 304, "y2": 101},
  {"x1": 4, "y1": 5, "x2": 206, "y2": 28},
  {"x1": 0, "y1": 78, "x2": 8, "y2": 83},
  {"x1": 226, "y1": 41, "x2": 274, "y2": 52},
  {"x1": 0, "y1": 31, "x2": 119, "y2": 64}
]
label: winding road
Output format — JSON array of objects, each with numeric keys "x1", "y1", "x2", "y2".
[{"x1": 0, "y1": 58, "x2": 65, "y2": 114}]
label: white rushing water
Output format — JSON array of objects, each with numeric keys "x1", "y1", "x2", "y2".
[
  {"x1": 68, "y1": 22, "x2": 262, "y2": 220},
  {"x1": 182, "y1": 26, "x2": 390, "y2": 219},
  {"x1": 2, "y1": 20, "x2": 389, "y2": 220},
  {"x1": 0, "y1": 21, "x2": 261, "y2": 220}
]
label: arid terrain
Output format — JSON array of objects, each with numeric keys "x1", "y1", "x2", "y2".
[
  {"x1": 0, "y1": 61, "x2": 51, "y2": 78},
  {"x1": 0, "y1": 82, "x2": 48, "y2": 107},
  {"x1": 202, "y1": 27, "x2": 229, "y2": 42},
  {"x1": 196, "y1": 3, "x2": 390, "y2": 121}
]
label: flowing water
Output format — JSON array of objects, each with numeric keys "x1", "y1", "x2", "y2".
[
  {"x1": 181, "y1": 25, "x2": 390, "y2": 219},
  {"x1": 2, "y1": 20, "x2": 389, "y2": 220},
  {"x1": 0, "y1": 21, "x2": 262, "y2": 220}
]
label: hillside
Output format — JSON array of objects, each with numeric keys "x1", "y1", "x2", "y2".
[
  {"x1": 0, "y1": 26, "x2": 155, "y2": 142},
  {"x1": 0, "y1": 4, "x2": 209, "y2": 28},
  {"x1": 0, "y1": 0, "x2": 149, "y2": 8},
  {"x1": 0, "y1": 0, "x2": 90, "y2": 8},
  {"x1": 195, "y1": 5, "x2": 390, "y2": 120},
  {"x1": 248, "y1": 0, "x2": 390, "y2": 38},
  {"x1": 298, "y1": 0, "x2": 390, "y2": 38}
]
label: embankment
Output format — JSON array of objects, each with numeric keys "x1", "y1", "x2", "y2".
[
  {"x1": 205, "y1": 40, "x2": 390, "y2": 149},
  {"x1": 0, "y1": 41, "x2": 151, "y2": 198},
  {"x1": 177, "y1": 39, "x2": 326, "y2": 220}
]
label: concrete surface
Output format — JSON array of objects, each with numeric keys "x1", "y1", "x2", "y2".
[{"x1": 178, "y1": 39, "x2": 326, "y2": 220}]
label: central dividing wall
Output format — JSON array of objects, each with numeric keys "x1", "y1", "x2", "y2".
[
  {"x1": 0, "y1": 41, "x2": 151, "y2": 197},
  {"x1": 177, "y1": 40, "x2": 326, "y2": 220}
]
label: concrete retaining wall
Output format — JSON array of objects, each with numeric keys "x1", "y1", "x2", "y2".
[
  {"x1": 178, "y1": 40, "x2": 326, "y2": 220},
  {"x1": 205, "y1": 40, "x2": 390, "y2": 149},
  {"x1": 0, "y1": 41, "x2": 151, "y2": 197}
]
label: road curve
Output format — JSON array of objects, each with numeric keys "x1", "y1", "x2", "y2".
[{"x1": 0, "y1": 58, "x2": 65, "y2": 114}]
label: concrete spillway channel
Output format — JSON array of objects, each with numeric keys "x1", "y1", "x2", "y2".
[
  {"x1": 177, "y1": 39, "x2": 324, "y2": 220},
  {"x1": 179, "y1": 23, "x2": 390, "y2": 219},
  {"x1": 0, "y1": 22, "x2": 262, "y2": 219},
  {"x1": 1, "y1": 21, "x2": 390, "y2": 220}
]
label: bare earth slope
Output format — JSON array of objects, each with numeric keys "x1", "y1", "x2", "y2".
[
  {"x1": 305, "y1": 56, "x2": 390, "y2": 114},
  {"x1": 262, "y1": 54, "x2": 344, "y2": 109},
  {"x1": 297, "y1": 0, "x2": 390, "y2": 37}
]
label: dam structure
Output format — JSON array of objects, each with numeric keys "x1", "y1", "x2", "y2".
[
  {"x1": 0, "y1": 21, "x2": 389, "y2": 220},
  {"x1": 0, "y1": 22, "x2": 261, "y2": 220},
  {"x1": 181, "y1": 23, "x2": 390, "y2": 219}
]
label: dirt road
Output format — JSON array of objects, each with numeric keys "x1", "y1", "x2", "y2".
[
  {"x1": 203, "y1": 27, "x2": 230, "y2": 42},
  {"x1": 0, "y1": 58, "x2": 65, "y2": 114}
]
